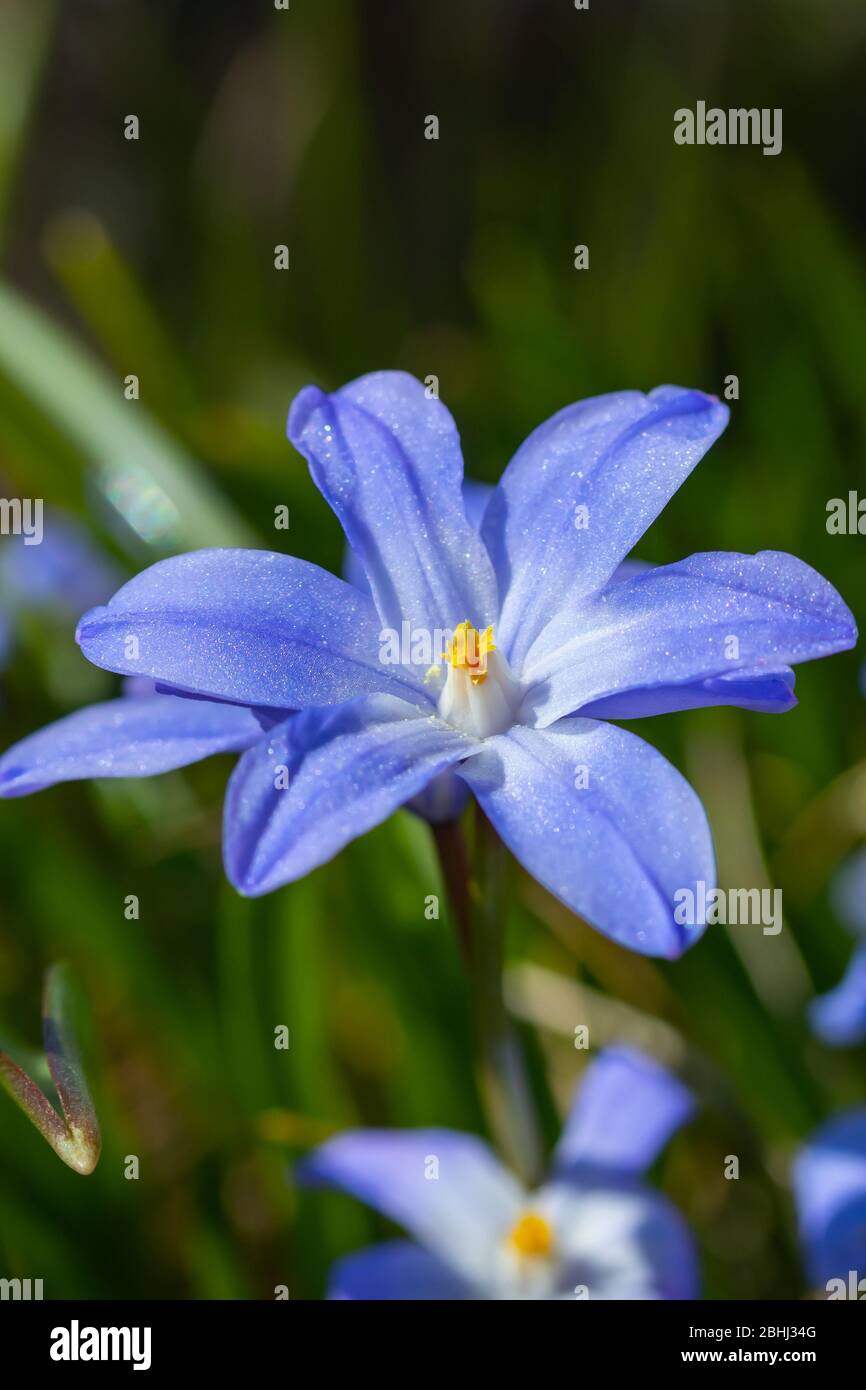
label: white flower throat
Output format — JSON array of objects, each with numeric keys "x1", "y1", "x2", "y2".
[
  {"x1": 496, "y1": 1210, "x2": 559, "y2": 1300},
  {"x1": 430, "y1": 621, "x2": 521, "y2": 739}
]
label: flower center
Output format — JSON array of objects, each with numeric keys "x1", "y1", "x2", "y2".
[
  {"x1": 507, "y1": 1212, "x2": 554, "y2": 1260},
  {"x1": 429, "y1": 621, "x2": 521, "y2": 739},
  {"x1": 444, "y1": 620, "x2": 496, "y2": 684}
]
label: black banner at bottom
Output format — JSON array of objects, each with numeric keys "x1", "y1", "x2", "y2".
[{"x1": 2, "y1": 1297, "x2": 862, "y2": 1374}]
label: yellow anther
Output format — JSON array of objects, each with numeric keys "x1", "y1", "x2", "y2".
[
  {"x1": 444, "y1": 621, "x2": 496, "y2": 685},
  {"x1": 507, "y1": 1212, "x2": 554, "y2": 1259}
]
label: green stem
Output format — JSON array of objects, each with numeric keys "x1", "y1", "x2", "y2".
[
  {"x1": 434, "y1": 807, "x2": 543, "y2": 1185},
  {"x1": 431, "y1": 819, "x2": 473, "y2": 966}
]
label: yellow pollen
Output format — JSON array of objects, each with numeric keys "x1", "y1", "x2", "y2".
[
  {"x1": 508, "y1": 1212, "x2": 554, "y2": 1259},
  {"x1": 444, "y1": 621, "x2": 496, "y2": 685}
]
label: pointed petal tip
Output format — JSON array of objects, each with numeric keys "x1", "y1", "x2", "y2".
[
  {"x1": 0, "y1": 765, "x2": 37, "y2": 798},
  {"x1": 648, "y1": 384, "x2": 730, "y2": 421},
  {"x1": 553, "y1": 1044, "x2": 696, "y2": 1182},
  {"x1": 664, "y1": 926, "x2": 707, "y2": 961},
  {"x1": 222, "y1": 832, "x2": 266, "y2": 898},
  {"x1": 286, "y1": 384, "x2": 328, "y2": 446},
  {"x1": 75, "y1": 604, "x2": 107, "y2": 647},
  {"x1": 225, "y1": 861, "x2": 274, "y2": 900},
  {"x1": 840, "y1": 611, "x2": 858, "y2": 649}
]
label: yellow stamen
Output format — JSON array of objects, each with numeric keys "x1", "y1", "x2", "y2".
[
  {"x1": 508, "y1": 1212, "x2": 554, "y2": 1259},
  {"x1": 444, "y1": 621, "x2": 496, "y2": 685}
]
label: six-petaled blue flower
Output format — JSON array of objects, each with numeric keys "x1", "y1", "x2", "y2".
[
  {"x1": 299, "y1": 1046, "x2": 698, "y2": 1300},
  {"x1": 0, "y1": 374, "x2": 856, "y2": 957}
]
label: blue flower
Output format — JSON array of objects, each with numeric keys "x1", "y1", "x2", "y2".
[
  {"x1": 0, "y1": 375, "x2": 855, "y2": 956},
  {"x1": 808, "y1": 849, "x2": 866, "y2": 1046},
  {"x1": 298, "y1": 1046, "x2": 698, "y2": 1300},
  {"x1": 793, "y1": 1107, "x2": 866, "y2": 1296}
]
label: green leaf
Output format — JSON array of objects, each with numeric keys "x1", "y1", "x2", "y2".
[
  {"x1": 0, "y1": 281, "x2": 253, "y2": 551},
  {"x1": 0, "y1": 0, "x2": 55, "y2": 243},
  {"x1": 0, "y1": 964, "x2": 101, "y2": 1175}
]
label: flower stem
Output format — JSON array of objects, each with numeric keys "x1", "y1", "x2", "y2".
[
  {"x1": 434, "y1": 807, "x2": 543, "y2": 1186},
  {"x1": 431, "y1": 819, "x2": 473, "y2": 966}
]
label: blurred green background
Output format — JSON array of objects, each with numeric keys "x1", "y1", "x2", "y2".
[{"x1": 0, "y1": 0, "x2": 864, "y2": 1299}]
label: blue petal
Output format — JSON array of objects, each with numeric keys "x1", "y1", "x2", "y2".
[
  {"x1": 583, "y1": 562, "x2": 796, "y2": 717},
  {"x1": 553, "y1": 1046, "x2": 695, "y2": 1180},
  {"x1": 808, "y1": 944, "x2": 866, "y2": 1048},
  {"x1": 342, "y1": 479, "x2": 494, "y2": 600},
  {"x1": 288, "y1": 372, "x2": 498, "y2": 633},
  {"x1": 76, "y1": 548, "x2": 426, "y2": 710},
  {"x1": 326, "y1": 1241, "x2": 475, "y2": 1300},
  {"x1": 298, "y1": 1128, "x2": 523, "y2": 1288},
  {"x1": 0, "y1": 694, "x2": 261, "y2": 796},
  {"x1": 539, "y1": 1182, "x2": 700, "y2": 1300},
  {"x1": 522, "y1": 550, "x2": 856, "y2": 728},
  {"x1": 610, "y1": 558, "x2": 653, "y2": 583},
  {"x1": 223, "y1": 694, "x2": 478, "y2": 896},
  {"x1": 579, "y1": 667, "x2": 797, "y2": 719},
  {"x1": 341, "y1": 535, "x2": 371, "y2": 597},
  {"x1": 482, "y1": 387, "x2": 729, "y2": 667},
  {"x1": 830, "y1": 848, "x2": 866, "y2": 938},
  {"x1": 621, "y1": 1191, "x2": 699, "y2": 1300},
  {"x1": 458, "y1": 720, "x2": 715, "y2": 958},
  {"x1": 793, "y1": 1107, "x2": 866, "y2": 1290},
  {"x1": 147, "y1": 682, "x2": 294, "y2": 736},
  {"x1": 345, "y1": 463, "x2": 490, "y2": 833}
]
